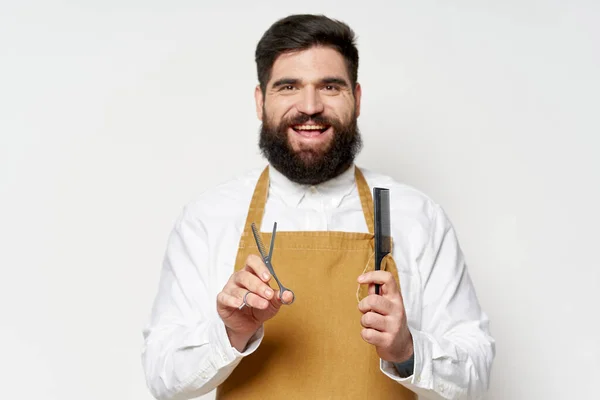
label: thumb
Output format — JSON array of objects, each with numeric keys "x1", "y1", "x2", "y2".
[
  {"x1": 268, "y1": 290, "x2": 284, "y2": 310},
  {"x1": 269, "y1": 289, "x2": 294, "y2": 308},
  {"x1": 278, "y1": 289, "x2": 295, "y2": 305}
]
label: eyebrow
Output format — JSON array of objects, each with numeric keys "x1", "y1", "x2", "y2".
[
  {"x1": 321, "y1": 77, "x2": 349, "y2": 87},
  {"x1": 271, "y1": 76, "x2": 350, "y2": 89},
  {"x1": 271, "y1": 78, "x2": 299, "y2": 88}
]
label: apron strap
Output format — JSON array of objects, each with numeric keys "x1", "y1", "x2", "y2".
[
  {"x1": 354, "y1": 167, "x2": 375, "y2": 235},
  {"x1": 239, "y1": 166, "x2": 270, "y2": 247}
]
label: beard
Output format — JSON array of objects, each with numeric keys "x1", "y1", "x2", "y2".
[{"x1": 258, "y1": 109, "x2": 363, "y2": 185}]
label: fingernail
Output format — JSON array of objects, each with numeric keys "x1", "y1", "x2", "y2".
[
  {"x1": 358, "y1": 275, "x2": 365, "y2": 282},
  {"x1": 265, "y1": 288, "x2": 273, "y2": 297},
  {"x1": 262, "y1": 272, "x2": 270, "y2": 280}
]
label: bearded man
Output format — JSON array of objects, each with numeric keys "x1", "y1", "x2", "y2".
[{"x1": 142, "y1": 14, "x2": 495, "y2": 400}]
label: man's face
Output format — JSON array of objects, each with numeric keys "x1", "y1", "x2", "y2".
[{"x1": 255, "y1": 46, "x2": 363, "y2": 185}]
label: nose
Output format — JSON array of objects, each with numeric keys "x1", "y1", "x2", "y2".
[{"x1": 295, "y1": 86, "x2": 324, "y2": 116}]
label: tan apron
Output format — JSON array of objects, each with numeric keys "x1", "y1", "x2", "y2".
[{"x1": 217, "y1": 166, "x2": 416, "y2": 399}]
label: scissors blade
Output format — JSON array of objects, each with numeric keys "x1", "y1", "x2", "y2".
[
  {"x1": 268, "y1": 222, "x2": 277, "y2": 258},
  {"x1": 250, "y1": 223, "x2": 268, "y2": 260}
]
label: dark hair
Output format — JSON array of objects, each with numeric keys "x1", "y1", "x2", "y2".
[{"x1": 255, "y1": 14, "x2": 359, "y2": 94}]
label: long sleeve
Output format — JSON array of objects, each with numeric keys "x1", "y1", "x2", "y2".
[
  {"x1": 141, "y1": 207, "x2": 263, "y2": 400},
  {"x1": 381, "y1": 204, "x2": 496, "y2": 399}
]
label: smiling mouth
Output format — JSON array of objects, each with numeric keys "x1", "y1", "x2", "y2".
[{"x1": 291, "y1": 124, "x2": 331, "y2": 137}]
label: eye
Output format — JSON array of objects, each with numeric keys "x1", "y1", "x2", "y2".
[
  {"x1": 280, "y1": 85, "x2": 295, "y2": 91},
  {"x1": 323, "y1": 85, "x2": 340, "y2": 92}
]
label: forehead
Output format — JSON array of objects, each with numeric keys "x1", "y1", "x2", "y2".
[{"x1": 269, "y1": 46, "x2": 349, "y2": 83}]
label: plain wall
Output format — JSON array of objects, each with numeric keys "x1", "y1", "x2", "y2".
[{"x1": 1, "y1": 1, "x2": 598, "y2": 399}]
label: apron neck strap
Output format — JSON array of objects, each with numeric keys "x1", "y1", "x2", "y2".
[
  {"x1": 354, "y1": 167, "x2": 375, "y2": 234},
  {"x1": 242, "y1": 165, "x2": 375, "y2": 236}
]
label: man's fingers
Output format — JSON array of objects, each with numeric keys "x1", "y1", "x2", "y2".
[
  {"x1": 368, "y1": 283, "x2": 376, "y2": 296},
  {"x1": 232, "y1": 287, "x2": 270, "y2": 309},
  {"x1": 217, "y1": 290, "x2": 268, "y2": 310},
  {"x1": 222, "y1": 254, "x2": 295, "y2": 313},
  {"x1": 217, "y1": 291, "x2": 244, "y2": 309},
  {"x1": 360, "y1": 328, "x2": 391, "y2": 347},
  {"x1": 358, "y1": 271, "x2": 397, "y2": 289},
  {"x1": 244, "y1": 254, "x2": 272, "y2": 282},
  {"x1": 233, "y1": 270, "x2": 274, "y2": 300},
  {"x1": 279, "y1": 290, "x2": 295, "y2": 304},
  {"x1": 360, "y1": 311, "x2": 387, "y2": 332},
  {"x1": 358, "y1": 294, "x2": 394, "y2": 315},
  {"x1": 358, "y1": 271, "x2": 398, "y2": 296}
]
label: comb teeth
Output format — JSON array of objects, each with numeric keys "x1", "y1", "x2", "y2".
[
  {"x1": 374, "y1": 188, "x2": 392, "y2": 254},
  {"x1": 251, "y1": 223, "x2": 267, "y2": 257},
  {"x1": 380, "y1": 190, "x2": 391, "y2": 251}
]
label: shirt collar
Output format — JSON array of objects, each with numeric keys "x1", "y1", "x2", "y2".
[{"x1": 268, "y1": 163, "x2": 357, "y2": 208}]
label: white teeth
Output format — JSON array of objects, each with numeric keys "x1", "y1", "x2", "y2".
[{"x1": 294, "y1": 125, "x2": 327, "y2": 130}]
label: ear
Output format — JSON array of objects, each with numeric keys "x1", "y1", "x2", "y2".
[
  {"x1": 354, "y1": 82, "x2": 362, "y2": 118},
  {"x1": 255, "y1": 85, "x2": 264, "y2": 121}
]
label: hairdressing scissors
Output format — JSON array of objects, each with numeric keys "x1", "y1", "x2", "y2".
[{"x1": 250, "y1": 222, "x2": 295, "y2": 305}]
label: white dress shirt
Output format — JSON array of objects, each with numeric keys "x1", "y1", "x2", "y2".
[{"x1": 141, "y1": 164, "x2": 495, "y2": 400}]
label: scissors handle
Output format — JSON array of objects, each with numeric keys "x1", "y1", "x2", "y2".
[{"x1": 264, "y1": 258, "x2": 295, "y2": 305}]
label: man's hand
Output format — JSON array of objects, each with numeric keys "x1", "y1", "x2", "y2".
[
  {"x1": 357, "y1": 271, "x2": 414, "y2": 363},
  {"x1": 217, "y1": 254, "x2": 294, "y2": 352}
]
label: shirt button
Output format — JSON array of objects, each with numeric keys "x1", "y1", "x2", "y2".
[
  {"x1": 310, "y1": 186, "x2": 317, "y2": 194},
  {"x1": 200, "y1": 373, "x2": 208, "y2": 380}
]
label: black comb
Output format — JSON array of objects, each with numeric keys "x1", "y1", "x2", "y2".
[{"x1": 374, "y1": 187, "x2": 391, "y2": 295}]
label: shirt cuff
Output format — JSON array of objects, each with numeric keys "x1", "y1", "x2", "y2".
[
  {"x1": 232, "y1": 325, "x2": 264, "y2": 357},
  {"x1": 380, "y1": 327, "x2": 431, "y2": 388},
  {"x1": 214, "y1": 317, "x2": 265, "y2": 365}
]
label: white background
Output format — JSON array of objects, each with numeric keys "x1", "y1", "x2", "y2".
[{"x1": 1, "y1": 1, "x2": 598, "y2": 399}]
